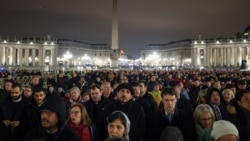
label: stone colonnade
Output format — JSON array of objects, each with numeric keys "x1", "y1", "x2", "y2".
[
  {"x1": 193, "y1": 45, "x2": 250, "y2": 67},
  {"x1": 0, "y1": 45, "x2": 55, "y2": 67}
]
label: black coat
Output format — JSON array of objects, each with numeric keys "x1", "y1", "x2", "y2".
[
  {"x1": 47, "y1": 78, "x2": 56, "y2": 87},
  {"x1": 21, "y1": 98, "x2": 43, "y2": 136},
  {"x1": 84, "y1": 97, "x2": 110, "y2": 125},
  {"x1": 0, "y1": 96, "x2": 29, "y2": 140},
  {"x1": 141, "y1": 92, "x2": 158, "y2": 112},
  {"x1": 189, "y1": 85, "x2": 200, "y2": 108},
  {"x1": 150, "y1": 107, "x2": 195, "y2": 141},
  {"x1": 24, "y1": 95, "x2": 80, "y2": 141},
  {"x1": 176, "y1": 95, "x2": 194, "y2": 118},
  {"x1": 132, "y1": 98, "x2": 152, "y2": 141},
  {"x1": 23, "y1": 124, "x2": 80, "y2": 141},
  {"x1": 228, "y1": 106, "x2": 250, "y2": 141}
]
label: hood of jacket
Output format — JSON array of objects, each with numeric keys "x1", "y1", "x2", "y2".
[{"x1": 41, "y1": 94, "x2": 66, "y2": 128}]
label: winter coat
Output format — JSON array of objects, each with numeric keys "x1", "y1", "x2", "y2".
[
  {"x1": 23, "y1": 94, "x2": 80, "y2": 141},
  {"x1": 0, "y1": 96, "x2": 29, "y2": 140},
  {"x1": 150, "y1": 107, "x2": 195, "y2": 141}
]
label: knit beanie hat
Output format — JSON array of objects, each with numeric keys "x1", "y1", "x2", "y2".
[
  {"x1": 211, "y1": 120, "x2": 239, "y2": 140},
  {"x1": 115, "y1": 83, "x2": 134, "y2": 95}
]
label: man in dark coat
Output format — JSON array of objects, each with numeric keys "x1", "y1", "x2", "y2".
[
  {"x1": 84, "y1": 84, "x2": 110, "y2": 125},
  {"x1": 138, "y1": 80, "x2": 158, "y2": 112},
  {"x1": 46, "y1": 73, "x2": 56, "y2": 88},
  {"x1": 21, "y1": 88, "x2": 47, "y2": 136},
  {"x1": 188, "y1": 78, "x2": 201, "y2": 108},
  {"x1": 23, "y1": 94, "x2": 80, "y2": 141},
  {"x1": 0, "y1": 83, "x2": 29, "y2": 141},
  {"x1": 150, "y1": 87, "x2": 194, "y2": 141},
  {"x1": 131, "y1": 81, "x2": 152, "y2": 141},
  {"x1": 98, "y1": 83, "x2": 146, "y2": 141},
  {"x1": 227, "y1": 90, "x2": 250, "y2": 141},
  {"x1": 169, "y1": 80, "x2": 193, "y2": 117},
  {"x1": 0, "y1": 79, "x2": 13, "y2": 104}
]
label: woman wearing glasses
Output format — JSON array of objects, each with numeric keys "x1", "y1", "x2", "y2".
[
  {"x1": 193, "y1": 104, "x2": 215, "y2": 141},
  {"x1": 68, "y1": 103, "x2": 97, "y2": 141}
]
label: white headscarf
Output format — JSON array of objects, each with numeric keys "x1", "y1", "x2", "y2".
[{"x1": 107, "y1": 110, "x2": 131, "y2": 140}]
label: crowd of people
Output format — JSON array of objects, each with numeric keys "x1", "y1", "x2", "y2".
[{"x1": 0, "y1": 68, "x2": 249, "y2": 141}]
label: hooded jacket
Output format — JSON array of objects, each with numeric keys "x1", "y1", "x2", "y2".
[{"x1": 23, "y1": 94, "x2": 80, "y2": 141}]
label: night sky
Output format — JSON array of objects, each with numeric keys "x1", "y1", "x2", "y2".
[{"x1": 0, "y1": 0, "x2": 249, "y2": 57}]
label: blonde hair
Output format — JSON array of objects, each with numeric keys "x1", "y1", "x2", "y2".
[{"x1": 222, "y1": 89, "x2": 235, "y2": 98}]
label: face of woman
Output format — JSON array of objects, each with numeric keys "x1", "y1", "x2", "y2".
[
  {"x1": 223, "y1": 92, "x2": 233, "y2": 103},
  {"x1": 70, "y1": 106, "x2": 82, "y2": 125},
  {"x1": 107, "y1": 119, "x2": 126, "y2": 138},
  {"x1": 199, "y1": 112, "x2": 213, "y2": 128}
]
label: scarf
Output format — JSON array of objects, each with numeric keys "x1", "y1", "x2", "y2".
[
  {"x1": 196, "y1": 124, "x2": 215, "y2": 141},
  {"x1": 69, "y1": 123, "x2": 90, "y2": 141}
]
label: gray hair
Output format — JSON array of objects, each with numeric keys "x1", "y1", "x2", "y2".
[{"x1": 193, "y1": 104, "x2": 215, "y2": 128}]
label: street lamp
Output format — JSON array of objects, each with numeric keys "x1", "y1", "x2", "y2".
[
  {"x1": 63, "y1": 51, "x2": 73, "y2": 68},
  {"x1": 145, "y1": 52, "x2": 161, "y2": 67}
]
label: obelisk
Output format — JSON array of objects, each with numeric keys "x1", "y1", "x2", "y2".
[{"x1": 111, "y1": 0, "x2": 119, "y2": 68}]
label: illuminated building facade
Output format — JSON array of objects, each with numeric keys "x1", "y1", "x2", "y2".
[
  {"x1": 0, "y1": 35, "x2": 112, "y2": 70},
  {"x1": 140, "y1": 40, "x2": 191, "y2": 67},
  {"x1": 0, "y1": 35, "x2": 56, "y2": 69},
  {"x1": 140, "y1": 26, "x2": 250, "y2": 68},
  {"x1": 57, "y1": 39, "x2": 112, "y2": 69},
  {"x1": 192, "y1": 35, "x2": 250, "y2": 67}
]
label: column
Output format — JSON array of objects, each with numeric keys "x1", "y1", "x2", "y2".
[
  {"x1": 227, "y1": 48, "x2": 230, "y2": 66},
  {"x1": 248, "y1": 46, "x2": 250, "y2": 59},
  {"x1": 8, "y1": 47, "x2": 13, "y2": 65},
  {"x1": 224, "y1": 48, "x2": 227, "y2": 66},
  {"x1": 217, "y1": 48, "x2": 220, "y2": 66},
  {"x1": 232, "y1": 47, "x2": 236, "y2": 66},
  {"x1": 191, "y1": 46, "x2": 194, "y2": 66},
  {"x1": 17, "y1": 48, "x2": 21, "y2": 65},
  {"x1": 25, "y1": 49, "x2": 29, "y2": 66},
  {"x1": 12, "y1": 48, "x2": 16, "y2": 65},
  {"x1": 214, "y1": 48, "x2": 217, "y2": 66},
  {"x1": 39, "y1": 49, "x2": 43, "y2": 66},
  {"x1": 6, "y1": 47, "x2": 10, "y2": 65},
  {"x1": 246, "y1": 47, "x2": 249, "y2": 59},
  {"x1": 203, "y1": 47, "x2": 207, "y2": 66},
  {"x1": 209, "y1": 48, "x2": 212, "y2": 67},
  {"x1": 42, "y1": 49, "x2": 45, "y2": 67},
  {"x1": 221, "y1": 48, "x2": 224, "y2": 66},
  {"x1": 193, "y1": 48, "x2": 197, "y2": 66},
  {"x1": 51, "y1": 49, "x2": 54, "y2": 66},
  {"x1": 197, "y1": 48, "x2": 200, "y2": 66},
  {"x1": 32, "y1": 49, "x2": 35, "y2": 66},
  {"x1": 238, "y1": 47, "x2": 242, "y2": 67},
  {"x1": 1, "y1": 47, "x2": 5, "y2": 65}
]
